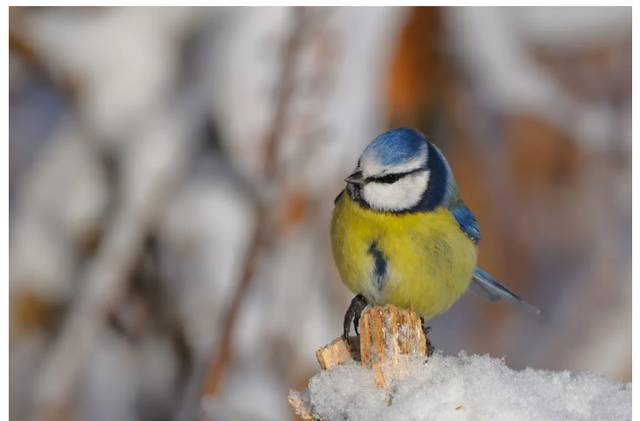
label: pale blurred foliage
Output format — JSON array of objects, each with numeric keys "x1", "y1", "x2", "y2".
[{"x1": 9, "y1": 6, "x2": 630, "y2": 421}]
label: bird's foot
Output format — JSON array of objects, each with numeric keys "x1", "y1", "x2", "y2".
[
  {"x1": 343, "y1": 294, "x2": 368, "y2": 346},
  {"x1": 420, "y1": 317, "x2": 435, "y2": 357}
]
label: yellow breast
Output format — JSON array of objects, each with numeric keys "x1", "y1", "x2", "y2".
[{"x1": 330, "y1": 191, "x2": 477, "y2": 320}]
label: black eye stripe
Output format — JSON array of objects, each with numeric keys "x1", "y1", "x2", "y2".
[
  {"x1": 366, "y1": 168, "x2": 425, "y2": 184},
  {"x1": 375, "y1": 174, "x2": 402, "y2": 184}
]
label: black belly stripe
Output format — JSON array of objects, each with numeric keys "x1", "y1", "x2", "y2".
[{"x1": 368, "y1": 242, "x2": 388, "y2": 291}]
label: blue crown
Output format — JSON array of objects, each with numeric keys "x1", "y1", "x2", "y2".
[{"x1": 363, "y1": 128, "x2": 427, "y2": 166}]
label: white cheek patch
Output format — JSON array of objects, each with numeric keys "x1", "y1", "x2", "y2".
[{"x1": 363, "y1": 171, "x2": 430, "y2": 212}]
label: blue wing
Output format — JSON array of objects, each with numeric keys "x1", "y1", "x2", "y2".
[
  {"x1": 470, "y1": 267, "x2": 540, "y2": 315},
  {"x1": 450, "y1": 208, "x2": 481, "y2": 245}
]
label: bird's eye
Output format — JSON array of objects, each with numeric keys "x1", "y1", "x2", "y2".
[{"x1": 376, "y1": 173, "x2": 402, "y2": 184}]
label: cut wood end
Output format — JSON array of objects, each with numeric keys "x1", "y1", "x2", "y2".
[
  {"x1": 359, "y1": 304, "x2": 427, "y2": 388},
  {"x1": 315, "y1": 336, "x2": 354, "y2": 370}
]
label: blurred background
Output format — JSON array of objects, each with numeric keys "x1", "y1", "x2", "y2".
[{"x1": 9, "y1": 6, "x2": 631, "y2": 421}]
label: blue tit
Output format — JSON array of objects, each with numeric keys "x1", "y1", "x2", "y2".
[{"x1": 330, "y1": 128, "x2": 539, "y2": 350}]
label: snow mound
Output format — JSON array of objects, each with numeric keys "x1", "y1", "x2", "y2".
[{"x1": 291, "y1": 352, "x2": 631, "y2": 421}]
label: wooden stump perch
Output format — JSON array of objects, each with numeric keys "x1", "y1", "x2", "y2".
[{"x1": 288, "y1": 304, "x2": 427, "y2": 420}]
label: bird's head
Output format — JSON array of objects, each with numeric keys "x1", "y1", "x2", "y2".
[{"x1": 345, "y1": 128, "x2": 453, "y2": 213}]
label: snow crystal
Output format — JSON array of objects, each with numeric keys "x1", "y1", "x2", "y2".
[{"x1": 294, "y1": 352, "x2": 631, "y2": 421}]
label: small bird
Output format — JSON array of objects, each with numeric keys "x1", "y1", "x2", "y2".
[{"x1": 330, "y1": 128, "x2": 539, "y2": 353}]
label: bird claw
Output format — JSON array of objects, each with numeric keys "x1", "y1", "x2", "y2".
[
  {"x1": 420, "y1": 317, "x2": 435, "y2": 357},
  {"x1": 343, "y1": 294, "x2": 368, "y2": 346}
]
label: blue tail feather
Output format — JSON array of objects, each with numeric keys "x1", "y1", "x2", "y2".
[{"x1": 470, "y1": 267, "x2": 540, "y2": 315}]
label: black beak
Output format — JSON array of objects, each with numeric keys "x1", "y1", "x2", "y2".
[{"x1": 344, "y1": 171, "x2": 365, "y2": 186}]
